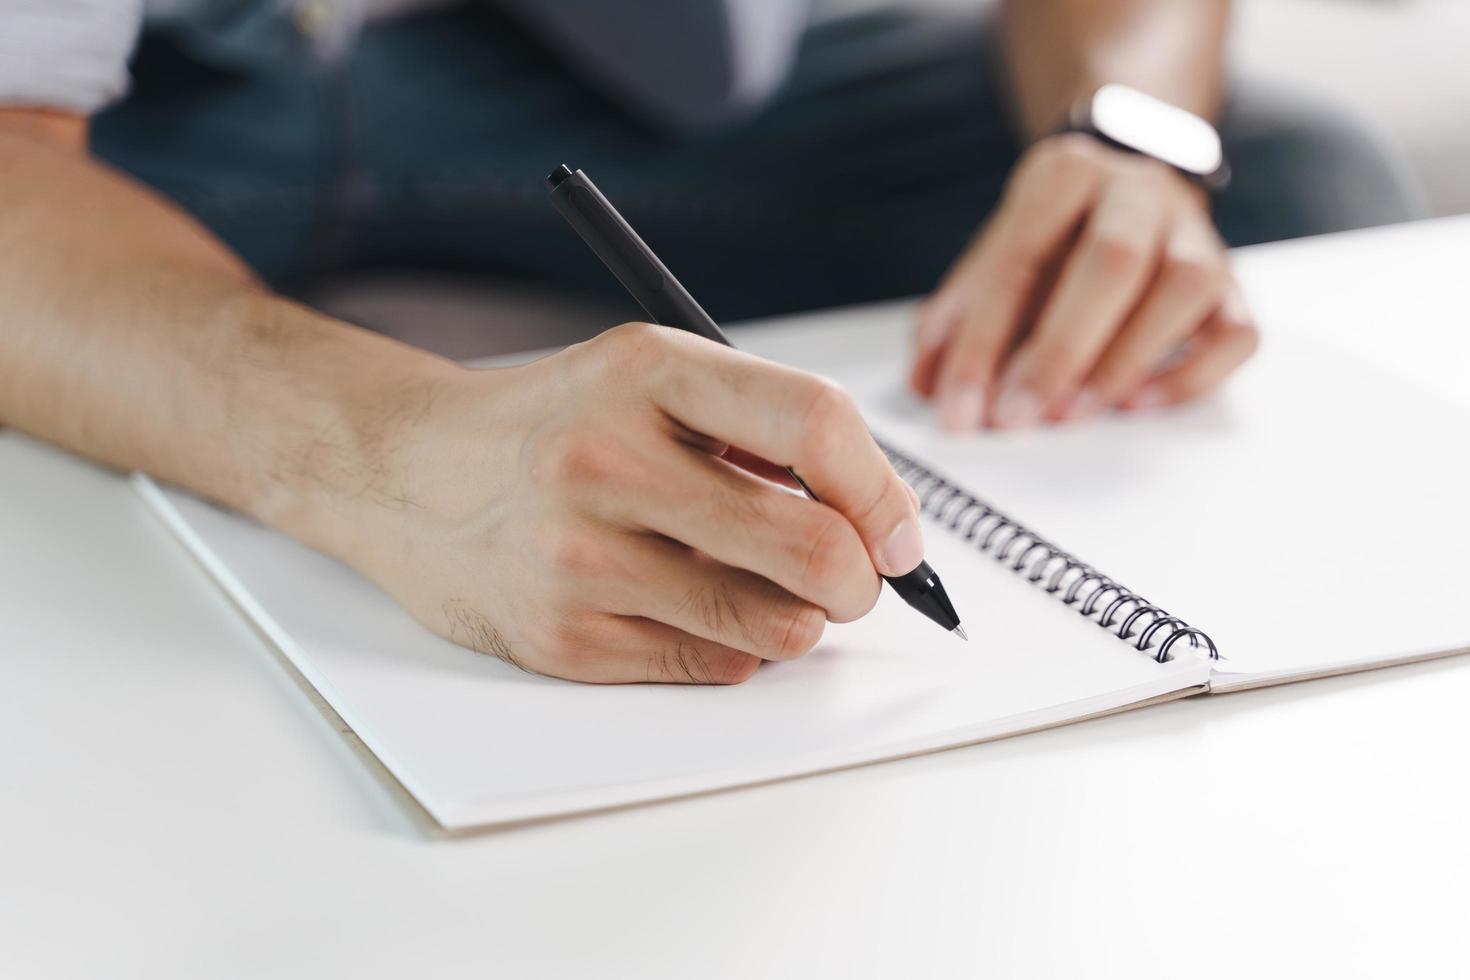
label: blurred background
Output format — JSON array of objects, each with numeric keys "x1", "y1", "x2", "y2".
[
  {"x1": 832, "y1": 0, "x2": 1469, "y2": 218},
  {"x1": 310, "y1": 0, "x2": 1470, "y2": 357},
  {"x1": 887, "y1": 0, "x2": 1469, "y2": 217},
  {"x1": 1225, "y1": 0, "x2": 1469, "y2": 219}
]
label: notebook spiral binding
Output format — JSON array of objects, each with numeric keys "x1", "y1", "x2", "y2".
[{"x1": 879, "y1": 440, "x2": 1219, "y2": 664}]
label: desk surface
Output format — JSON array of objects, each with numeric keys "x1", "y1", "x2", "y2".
[{"x1": 5, "y1": 218, "x2": 1470, "y2": 980}]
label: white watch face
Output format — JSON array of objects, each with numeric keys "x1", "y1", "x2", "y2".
[{"x1": 1091, "y1": 83, "x2": 1224, "y2": 177}]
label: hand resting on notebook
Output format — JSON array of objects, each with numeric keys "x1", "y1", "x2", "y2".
[{"x1": 910, "y1": 134, "x2": 1259, "y2": 431}]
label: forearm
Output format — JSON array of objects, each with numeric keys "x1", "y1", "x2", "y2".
[
  {"x1": 998, "y1": 0, "x2": 1230, "y2": 141},
  {"x1": 0, "y1": 120, "x2": 457, "y2": 554}
]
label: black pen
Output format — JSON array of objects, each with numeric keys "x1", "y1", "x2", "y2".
[{"x1": 546, "y1": 164, "x2": 964, "y2": 640}]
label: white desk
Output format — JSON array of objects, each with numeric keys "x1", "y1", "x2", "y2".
[{"x1": 4, "y1": 218, "x2": 1469, "y2": 979}]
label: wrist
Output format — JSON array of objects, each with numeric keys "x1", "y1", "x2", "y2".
[{"x1": 235, "y1": 296, "x2": 466, "y2": 566}]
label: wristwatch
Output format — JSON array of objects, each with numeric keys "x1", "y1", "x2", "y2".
[{"x1": 1063, "y1": 83, "x2": 1231, "y2": 193}]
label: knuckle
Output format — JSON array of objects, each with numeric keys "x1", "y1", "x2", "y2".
[
  {"x1": 718, "y1": 654, "x2": 762, "y2": 685},
  {"x1": 1090, "y1": 232, "x2": 1146, "y2": 274},
  {"x1": 766, "y1": 602, "x2": 827, "y2": 660},
  {"x1": 795, "y1": 510, "x2": 854, "y2": 597},
  {"x1": 800, "y1": 376, "x2": 856, "y2": 430},
  {"x1": 530, "y1": 427, "x2": 623, "y2": 489},
  {"x1": 544, "y1": 527, "x2": 607, "y2": 579},
  {"x1": 594, "y1": 321, "x2": 667, "y2": 373},
  {"x1": 1163, "y1": 251, "x2": 1223, "y2": 297},
  {"x1": 796, "y1": 378, "x2": 859, "y2": 463},
  {"x1": 601, "y1": 319, "x2": 663, "y2": 352},
  {"x1": 849, "y1": 475, "x2": 905, "y2": 534},
  {"x1": 531, "y1": 618, "x2": 595, "y2": 674},
  {"x1": 1026, "y1": 133, "x2": 1099, "y2": 182},
  {"x1": 704, "y1": 651, "x2": 760, "y2": 685}
]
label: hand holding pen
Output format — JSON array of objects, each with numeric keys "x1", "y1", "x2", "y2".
[
  {"x1": 353, "y1": 314, "x2": 948, "y2": 683},
  {"x1": 547, "y1": 165, "x2": 961, "y2": 640},
  {"x1": 329, "y1": 169, "x2": 961, "y2": 684}
]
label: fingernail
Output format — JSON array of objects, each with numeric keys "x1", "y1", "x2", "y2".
[
  {"x1": 904, "y1": 482, "x2": 921, "y2": 510},
  {"x1": 1065, "y1": 387, "x2": 1103, "y2": 421},
  {"x1": 938, "y1": 383, "x2": 985, "y2": 431},
  {"x1": 1128, "y1": 384, "x2": 1168, "y2": 411},
  {"x1": 991, "y1": 386, "x2": 1043, "y2": 429},
  {"x1": 877, "y1": 518, "x2": 925, "y2": 576}
]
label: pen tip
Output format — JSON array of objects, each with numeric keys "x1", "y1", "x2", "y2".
[{"x1": 953, "y1": 624, "x2": 968, "y2": 642}]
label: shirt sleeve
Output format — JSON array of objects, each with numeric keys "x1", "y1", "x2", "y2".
[{"x1": 0, "y1": 0, "x2": 144, "y2": 114}]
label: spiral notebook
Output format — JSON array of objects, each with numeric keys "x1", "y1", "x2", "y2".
[{"x1": 134, "y1": 306, "x2": 1470, "y2": 830}]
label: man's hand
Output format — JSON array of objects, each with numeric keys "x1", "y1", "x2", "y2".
[
  {"x1": 338, "y1": 323, "x2": 926, "y2": 684},
  {"x1": 0, "y1": 109, "x2": 921, "y2": 686},
  {"x1": 909, "y1": 134, "x2": 1258, "y2": 430}
]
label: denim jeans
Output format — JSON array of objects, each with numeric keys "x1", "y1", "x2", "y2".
[{"x1": 93, "y1": 2, "x2": 1420, "y2": 324}]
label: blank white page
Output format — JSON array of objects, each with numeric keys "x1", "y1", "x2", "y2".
[
  {"x1": 738, "y1": 305, "x2": 1470, "y2": 692},
  {"x1": 138, "y1": 477, "x2": 1208, "y2": 829}
]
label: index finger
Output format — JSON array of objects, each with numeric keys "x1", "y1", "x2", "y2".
[{"x1": 625, "y1": 326, "x2": 926, "y2": 578}]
